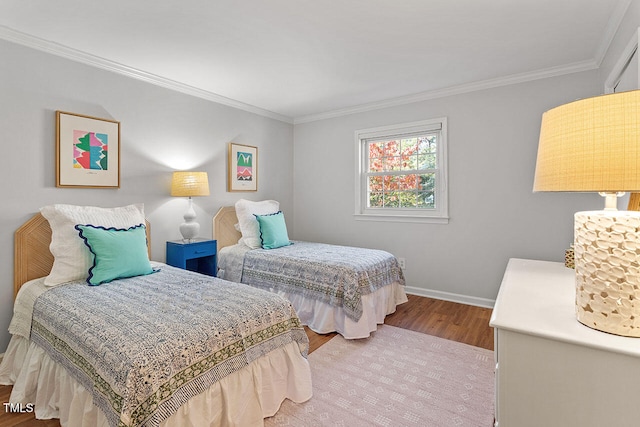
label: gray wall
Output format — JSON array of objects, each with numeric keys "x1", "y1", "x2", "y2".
[
  {"x1": 292, "y1": 73, "x2": 604, "y2": 306},
  {"x1": 2, "y1": 3, "x2": 640, "y2": 352},
  {"x1": 289, "y1": 2, "x2": 640, "y2": 307},
  {"x1": 0, "y1": 39, "x2": 294, "y2": 351}
]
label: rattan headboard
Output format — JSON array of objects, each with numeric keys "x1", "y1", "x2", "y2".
[
  {"x1": 213, "y1": 206, "x2": 241, "y2": 251},
  {"x1": 14, "y1": 213, "x2": 151, "y2": 299},
  {"x1": 629, "y1": 193, "x2": 640, "y2": 211}
]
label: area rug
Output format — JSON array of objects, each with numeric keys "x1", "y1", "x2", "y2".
[{"x1": 266, "y1": 325, "x2": 494, "y2": 427}]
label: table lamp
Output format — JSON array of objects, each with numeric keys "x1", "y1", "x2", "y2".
[
  {"x1": 171, "y1": 171, "x2": 210, "y2": 242},
  {"x1": 534, "y1": 89, "x2": 640, "y2": 337}
]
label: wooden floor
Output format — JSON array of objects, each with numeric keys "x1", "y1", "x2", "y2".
[{"x1": 0, "y1": 295, "x2": 493, "y2": 427}]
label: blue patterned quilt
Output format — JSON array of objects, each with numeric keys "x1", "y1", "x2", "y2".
[
  {"x1": 30, "y1": 265, "x2": 308, "y2": 427},
  {"x1": 241, "y1": 241, "x2": 405, "y2": 322}
]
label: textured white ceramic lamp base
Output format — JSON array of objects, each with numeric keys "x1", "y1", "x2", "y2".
[
  {"x1": 179, "y1": 198, "x2": 200, "y2": 242},
  {"x1": 575, "y1": 210, "x2": 640, "y2": 337}
]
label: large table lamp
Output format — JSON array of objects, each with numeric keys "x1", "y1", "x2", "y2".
[
  {"x1": 534, "y1": 89, "x2": 640, "y2": 337},
  {"x1": 171, "y1": 171, "x2": 210, "y2": 242}
]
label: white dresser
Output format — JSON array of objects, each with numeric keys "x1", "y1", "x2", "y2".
[{"x1": 490, "y1": 258, "x2": 640, "y2": 427}]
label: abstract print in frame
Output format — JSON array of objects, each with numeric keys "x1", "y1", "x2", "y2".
[
  {"x1": 56, "y1": 111, "x2": 120, "y2": 188},
  {"x1": 228, "y1": 143, "x2": 258, "y2": 191}
]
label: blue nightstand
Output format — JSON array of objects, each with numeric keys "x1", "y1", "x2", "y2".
[{"x1": 166, "y1": 239, "x2": 217, "y2": 276}]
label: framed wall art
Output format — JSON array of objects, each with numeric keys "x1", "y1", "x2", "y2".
[
  {"x1": 228, "y1": 143, "x2": 258, "y2": 192},
  {"x1": 56, "y1": 111, "x2": 120, "y2": 188}
]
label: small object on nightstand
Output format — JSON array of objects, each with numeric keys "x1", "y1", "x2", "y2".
[
  {"x1": 564, "y1": 244, "x2": 574, "y2": 269},
  {"x1": 166, "y1": 239, "x2": 217, "y2": 276}
]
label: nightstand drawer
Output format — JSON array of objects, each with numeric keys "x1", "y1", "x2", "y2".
[
  {"x1": 166, "y1": 239, "x2": 217, "y2": 277},
  {"x1": 181, "y1": 241, "x2": 216, "y2": 259}
]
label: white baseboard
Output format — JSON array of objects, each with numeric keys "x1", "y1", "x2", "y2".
[{"x1": 404, "y1": 285, "x2": 495, "y2": 309}]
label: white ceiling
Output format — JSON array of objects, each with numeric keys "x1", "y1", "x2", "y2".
[{"x1": 0, "y1": 0, "x2": 631, "y2": 123}]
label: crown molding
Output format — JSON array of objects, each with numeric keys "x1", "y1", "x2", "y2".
[
  {"x1": 294, "y1": 0, "x2": 631, "y2": 124},
  {"x1": 0, "y1": 25, "x2": 294, "y2": 124},
  {"x1": 1, "y1": 0, "x2": 628, "y2": 128},
  {"x1": 293, "y1": 59, "x2": 599, "y2": 124}
]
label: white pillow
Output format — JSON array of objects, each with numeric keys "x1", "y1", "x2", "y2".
[
  {"x1": 40, "y1": 204, "x2": 146, "y2": 286},
  {"x1": 235, "y1": 199, "x2": 279, "y2": 249}
]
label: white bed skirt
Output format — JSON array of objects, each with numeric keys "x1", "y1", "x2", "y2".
[
  {"x1": 277, "y1": 282, "x2": 408, "y2": 339},
  {"x1": 0, "y1": 336, "x2": 312, "y2": 427}
]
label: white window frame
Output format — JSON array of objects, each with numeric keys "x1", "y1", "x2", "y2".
[{"x1": 354, "y1": 118, "x2": 449, "y2": 224}]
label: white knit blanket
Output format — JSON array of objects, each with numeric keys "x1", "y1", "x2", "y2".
[{"x1": 8, "y1": 277, "x2": 49, "y2": 339}]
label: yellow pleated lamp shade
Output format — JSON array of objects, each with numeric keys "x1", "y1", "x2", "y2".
[
  {"x1": 534, "y1": 89, "x2": 640, "y2": 193},
  {"x1": 171, "y1": 171, "x2": 210, "y2": 197}
]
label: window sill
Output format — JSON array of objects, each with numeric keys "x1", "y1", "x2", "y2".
[{"x1": 353, "y1": 213, "x2": 449, "y2": 224}]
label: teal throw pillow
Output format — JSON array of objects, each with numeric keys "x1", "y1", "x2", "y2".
[
  {"x1": 254, "y1": 211, "x2": 292, "y2": 249},
  {"x1": 75, "y1": 224, "x2": 153, "y2": 285}
]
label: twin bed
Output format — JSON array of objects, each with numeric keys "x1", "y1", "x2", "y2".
[
  {"x1": 213, "y1": 202, "x2": 407, "y2": 339},
  {"x1": 0, "y1": 205, "x2": 312, "y2": 427},
  {"x1": 1, "y1": 201, "x2": 407, "y2": 426}
]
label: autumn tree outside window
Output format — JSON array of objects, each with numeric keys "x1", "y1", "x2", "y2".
[{"x1": 355, "y1": 118, "x2": 448, "y2": 223}]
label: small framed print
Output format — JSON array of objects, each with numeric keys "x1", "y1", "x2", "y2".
[
  {"x1": 228, "y1": 143, "x2": 258, "y2": 192},
  {"x1": 56, "y1": 111, "x2": 120, "y2": 188}
]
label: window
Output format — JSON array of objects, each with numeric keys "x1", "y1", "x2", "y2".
[{"x1": 355, "y1": 118, "x2": 448, "y2": 223}]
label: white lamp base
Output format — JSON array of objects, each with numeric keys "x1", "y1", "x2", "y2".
[
  {"x1": 179, "y1": 198, "x2": 200, "y2": 242},
  {"x1": 575, "y1": 210, "x2": 640, "y2": 337}
]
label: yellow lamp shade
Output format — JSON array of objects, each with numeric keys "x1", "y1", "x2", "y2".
[
  {"x1": 534, "y1": 89, "x2": 640, "y2": 193},
  {"x1": 171, "y1": 171, "x2": 210, "y2": 197}
]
